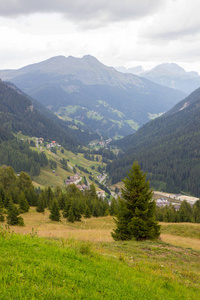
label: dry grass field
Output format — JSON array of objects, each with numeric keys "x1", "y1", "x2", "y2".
[{"x1": 8, "y1": 207, "x2": 200, "y2": 251}]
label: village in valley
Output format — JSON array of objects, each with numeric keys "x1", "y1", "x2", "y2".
[
  {"x1": 23, "y1": 134, "x2": 110, "y2": 200},
  {"x1": 18, "y1": 133, "x2": 200, "y2": 208}
]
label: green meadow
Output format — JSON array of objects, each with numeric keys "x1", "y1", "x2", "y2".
[{"x1": 0, "y1": 215, "x2": 200, "y2": 299}]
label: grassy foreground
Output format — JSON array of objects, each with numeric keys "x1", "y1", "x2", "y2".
[
  {"x1": 1, "y1": 212, "x2": 200, "y2": 300},
  {"x1": 0, "y1": 226, "x2": 200, "y2": 300}
]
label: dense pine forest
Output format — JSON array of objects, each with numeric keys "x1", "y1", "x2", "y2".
[{"x1": 107, "y1": 88, "x2": 200, "y2": 196}]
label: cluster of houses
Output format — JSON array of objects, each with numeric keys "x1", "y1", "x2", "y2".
[
  {"x1": 46, "y1": 140, "x2": 61, "y2": 149},
  {"x1": 89, "y1": 138, "x2": 112, "y2": 149},
  {"x1": 65, "y1": 173, "x2": 106, "y2": 199},
  {"x1": 65, "y1": 174, "x2": 81, "y2": 185},
  {"x1": 155, "y1": 198, "x2": 180, "y2": 210}
]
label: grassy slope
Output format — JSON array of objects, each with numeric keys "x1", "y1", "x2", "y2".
[
  {"x1": 15, "y1": 132, "x2": 107, "y2": 190},
  {"x1": 31, "y1": 145, "x2": 106, "y2": 190},
  {"x1": 0, "y1": 220, "x2": 200, "y2": 300}
]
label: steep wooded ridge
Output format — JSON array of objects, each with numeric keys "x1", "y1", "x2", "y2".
[
  {"x1": 0, "y1": 55, "x2": 185, "y2": 138},
  {"x1": 107, "y1": 87, "x2": 200, "y2": 196},
  {"x1": 0, "y1": 80, "x2": 98, "y2": 146},
  {"x1": 0, "y1": 80, "x2": 78, "y2": 147}
]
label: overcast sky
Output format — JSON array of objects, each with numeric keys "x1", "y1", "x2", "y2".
[{"x1": 1, "y1": 0, "x2": 200, "y2": 73}]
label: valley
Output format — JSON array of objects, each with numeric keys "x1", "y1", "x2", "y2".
[{"x1": 1, "y1": 2, "x2": 200, "y2": 299}]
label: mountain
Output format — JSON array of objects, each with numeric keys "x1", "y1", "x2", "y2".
[
  {"x1": 0, "y1": 79, "x2": 98, "y2": 146},
  {"x1": 140, "y1": 63, "x2": 200, "y2": 95},
  {"x1": 0, "y1": 55, "x2": 185, "y2": 139},
  {"x1": 116, "y1": 66, "x2": 144, "y2": 75},
  {"x1": 0, "y1": 79, "x2": 84, "y2": 176},
  {"x1": 0, "y1": 79, "x2": 79, "y2": 147},
  {"x1": 107, "y1": 87, "x2": 200, "y2": 197}
]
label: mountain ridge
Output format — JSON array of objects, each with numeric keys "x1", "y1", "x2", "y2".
[
  {"x1": 117, "y1": 62, "x2": 200, "y2": 94},
  {"x1": 0, "y1": 55, "x2": 186, "y2": 138}
]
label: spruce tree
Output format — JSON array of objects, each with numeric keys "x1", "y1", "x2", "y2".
[
  {"x1": 68, "y1": 206, "x2": 75, "y2": 223},
  {"x1": 49, "y1": 199, "x2": 61, "y2": 221},
  {"x1": 84, "y1": 205, "x2": 92, "y2": 218},
  {"x1": 112, "y1": 162, "x2": 160, "y2": 241},
  {"x1": 19, "y1": 191, "x2": 29, "y2": 213},
  {"x1": 7, "y1": 199, "x2": 24, "y2": 226},
  {"x1": 36, "y1": 194, "x2": 45, "y2": 213},
  {"x1": 58, "y1": 193, "x2": 65, "y2": 210},
  {"x1": 0, "y1": 193, "x2": 4, "y2": 222}
]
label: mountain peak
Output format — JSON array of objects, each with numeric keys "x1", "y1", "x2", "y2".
[{"x1": 147, "y1": 63, "x2": 185, "y2": 75}]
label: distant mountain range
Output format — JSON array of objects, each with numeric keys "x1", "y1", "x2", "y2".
[
  {"x1": 0, "y1": 55, "x2": 185, "y2": 139},
  {"x1": 116, "y1": 63, "x2": 200, "y2": 95},
  {"x1": 107, "y1": 87, "x2": 200, "y2": 197}
]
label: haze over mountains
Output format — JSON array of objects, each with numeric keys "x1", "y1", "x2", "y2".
[
  {"x1": 0, "y1": 55, "x2": 185, "y2": 139},
  {"x1": 107, "y1": 87, "x2": 200, "y2": 197},
  {"x1": 117, "y1": 63, "x2": 200, "y2": 95}
]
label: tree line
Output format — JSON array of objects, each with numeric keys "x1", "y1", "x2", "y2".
[
  {"x1": 0, "y1": 166, "x2": 119, "y2": 226},
  {"x1": 155, "y1": 201, "x2": 200, "y2": 223}
]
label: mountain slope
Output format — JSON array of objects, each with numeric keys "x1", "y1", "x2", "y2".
[
  {"x1": 0, "y1": 79, "x2": 78, "y2": 148},
  {"x1": 107, "y1": 87, "x2": 200, "y2": 196},
  {"x1": 0, "y1": 55, "x2": 186, "y2": 138}
]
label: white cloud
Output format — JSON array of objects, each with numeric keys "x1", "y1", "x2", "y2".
[
  {"x1": 141, "y1": 0, "x2": 200, "y2": 40},
  {"x1": 0, "y1": 1, "x2": 165, "y2": 24},
  {"x1": 0, "y1": 0, "x2": 200, "y2": 73}
]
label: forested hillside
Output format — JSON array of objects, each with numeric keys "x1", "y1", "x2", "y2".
[
  {"x1": 0, "y1": 80, "x2": 79, "y2": 175},
  {"x1": 107, "y1": 87, "x2": 200, "y2": 196},
  {"x1": 0, "y1": 80, "x2": 77, "y2": 147}
]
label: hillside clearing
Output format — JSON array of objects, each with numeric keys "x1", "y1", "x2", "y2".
[{"x1": 6, "y1": 208, "x2": 200, "y2": 251}]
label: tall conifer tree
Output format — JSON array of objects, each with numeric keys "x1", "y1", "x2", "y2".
[
  {"x1": 112, "y1": 162, "x2": 160, "y2": 241},
  {"x1": 49, "y1": 199, "x2": 61, "y2": 221}
]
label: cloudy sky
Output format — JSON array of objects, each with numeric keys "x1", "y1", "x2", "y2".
[{"x1": 1, "y1": 0, "x2": 200, "y2": 73}]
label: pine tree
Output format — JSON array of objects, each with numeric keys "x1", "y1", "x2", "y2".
[
  {"x1": 0, "y1": 193, "x2": 4, "y2": 222},
  {"x1": 36, "y1": 194, "x2": 45, "y2": 213},
  {"x1": 58, "y1": 193, "x2": 65, "y2": 210},
  {"x1": 68, "y1": 206, "x2": 75, "y2": 223},
  {"x1": 19, "y1": 191, "x2": 29, "y2": 213},
  {"x1": 7, "y1": 199, "x2": 24, "y2": 226},
  {"x1": 110, "y1": 198, "x2": 118, "y2": 216},
  {"x1": 49, "y1": 199, "x2": 61, "y2": 221},
  {"x1": 84, "y1": 205, "x2": 92, "y2": 218},
  {"x1": 112, "y1": 162, "x2": 160, "y2": 241},
  {"x1": 193, "y1": 200, "x2": 200, "y2": 223}
]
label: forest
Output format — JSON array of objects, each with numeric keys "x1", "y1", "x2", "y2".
[
  {"x1": 107, "y1": 88, "x2": 200, "y2": 196},
  {"x1": 155, "y1": 201, "x2": 200, "y2": 223},
  {"x1": 0, "y1": 166, "x2": 118, "y2": 226}
]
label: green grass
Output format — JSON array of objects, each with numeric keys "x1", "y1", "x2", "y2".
[
  {"x1": 86, "y1": 111, "x2": 103, "y2": 120},
  {"x1": 0, "y1": 226, "x2": 200, "y2": 300},
  {"x1": 28, "y1": 140, "x2": 106, "y2": 189},
  {"x1": 125, "y1": 119, "x2": 139, "y2": 130},
  {"x1": 161, "y1": 223, "x2": 200, "y2": 239}
]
